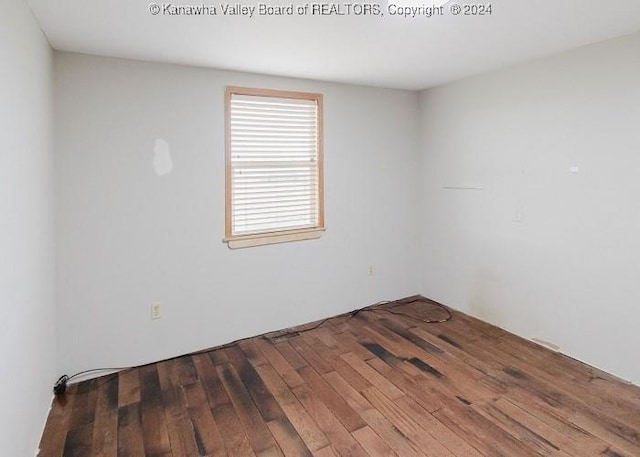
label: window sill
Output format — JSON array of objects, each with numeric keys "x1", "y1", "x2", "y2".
[{"x1": 224, "y1": 227, "x2": 325, "y2": 249}]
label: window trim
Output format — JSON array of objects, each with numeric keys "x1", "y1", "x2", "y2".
[{"x1": 224, "y1": 86, "x2": 325, "y2": 249}]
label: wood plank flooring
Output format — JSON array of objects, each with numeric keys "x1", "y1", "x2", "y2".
[{"x1": 38, "y1": 297, "x2": 640, "y2": 457}]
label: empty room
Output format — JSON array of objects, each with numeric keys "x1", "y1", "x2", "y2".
[{"x1": 3, "y1": 0, "x2": 640, "y2": 455}]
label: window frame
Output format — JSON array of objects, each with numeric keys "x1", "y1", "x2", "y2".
[{"x1": 224, "y1": 86, "x2": 325, "y2": 249}]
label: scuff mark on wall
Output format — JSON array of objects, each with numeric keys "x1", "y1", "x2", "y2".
[{"x1": 153, "y1": 138, "x2": 173, "y2": 176}]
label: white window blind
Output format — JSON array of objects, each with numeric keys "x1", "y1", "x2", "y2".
[{"x1": 226, "y1": 88, "x2": 324, "y2": 244}]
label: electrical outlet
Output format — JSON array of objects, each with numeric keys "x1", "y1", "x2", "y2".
[
  {"x1": 513, "y1": 208, "x2": 524, "y2": 223},
  {"x1": 151, "y1": 303, "x2": 161, "y2": 320}
]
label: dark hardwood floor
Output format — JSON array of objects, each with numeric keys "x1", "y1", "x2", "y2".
[{"x1": 38, "y1": 297, "x2": 640, "y2": 457}]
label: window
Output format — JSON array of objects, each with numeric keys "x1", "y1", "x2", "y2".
[{"x1": 224, "y1": 86, "x2": 324, "y2": 248}]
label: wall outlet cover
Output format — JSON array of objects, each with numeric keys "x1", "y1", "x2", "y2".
[{"x1": 151, "y1": 303, "x2": 162, "y2": 320}]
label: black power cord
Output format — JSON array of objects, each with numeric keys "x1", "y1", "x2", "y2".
[
  {"x1": 264, "y1": 297, "x2": 452, "y2": 338},
  {"x1": 370, "y1": 298, "x2": 453, "y2": 324},
  {"x1": 53, "y1": 365, "x2": 132, "y2": 395},
  {"x1": 52, "y1": 296, "x2": 451, "y2": 395},
  {"x1": 53, "y1": 375, "x2": 69, "y2": 395}
]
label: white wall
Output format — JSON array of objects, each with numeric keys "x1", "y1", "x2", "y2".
[
  {"x1": 54, "y1": 53, "x2": 421, "y2": 375},
  {"x1": 0, "y1": 0, "x2": 56, "y2": 454},
  {"x1": 419, "y1": 32, "x2": 640, "y2": 384}
]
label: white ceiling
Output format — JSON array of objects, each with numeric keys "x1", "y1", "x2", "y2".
[{"x1": 26, "y1": 0, "x2": 640, "y2": 90}]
